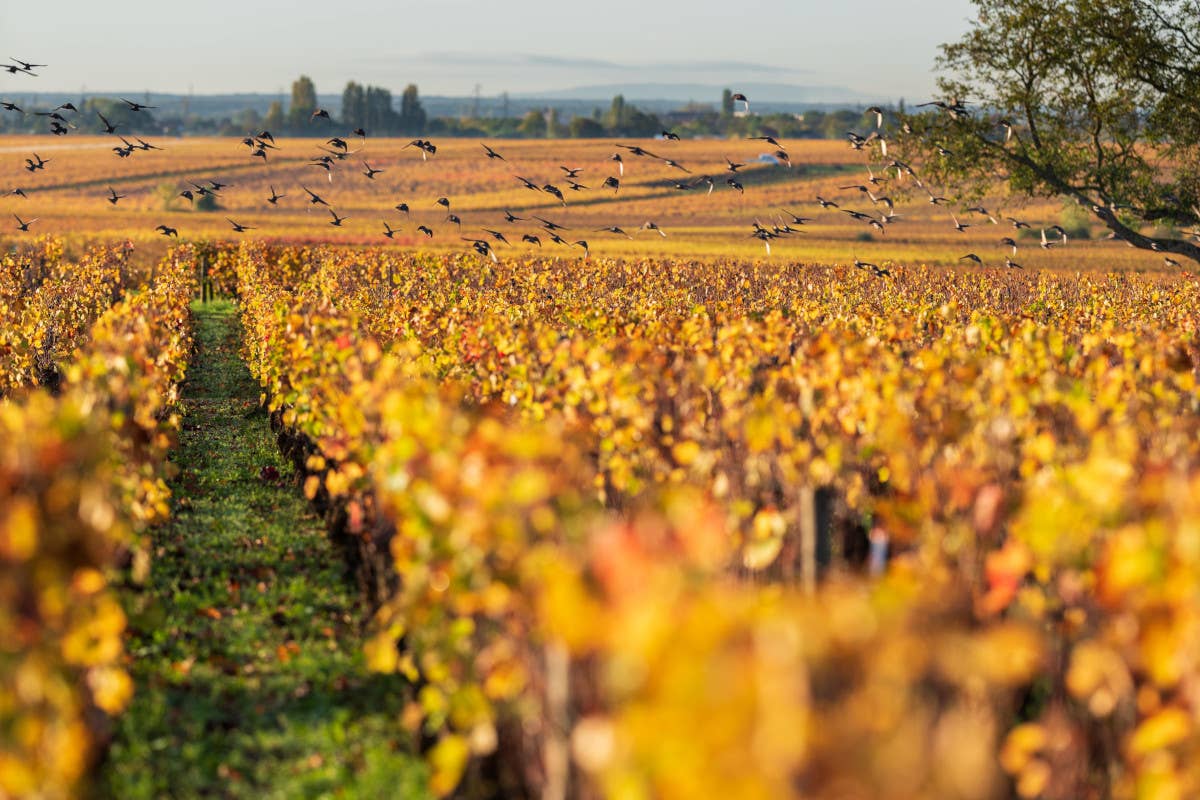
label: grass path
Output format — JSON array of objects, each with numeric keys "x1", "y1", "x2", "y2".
[{"x1": 98, "y1": 300, "x2": 428, "y2": 799}]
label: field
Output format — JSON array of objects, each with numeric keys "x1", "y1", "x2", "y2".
[
  {"x1": 2, "y1": 133, "x2": 1199, "y2": 800},
  {"x1": 0, "y1": 135, "x2": 1177, "y2": 269}
]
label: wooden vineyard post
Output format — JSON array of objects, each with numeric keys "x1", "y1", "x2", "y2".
[
  {"x1": 199, "y1": 252, "x2": 214, "y2": 302},
  {"x1": 543, "y1": 641, "x2": 570, "y2": 800},
  {"x1": 798, "y1": 486, "x2": 836, "y2": 593}
]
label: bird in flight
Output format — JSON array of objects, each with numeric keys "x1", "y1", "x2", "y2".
[
  {"x1": 226, "y1": 218, "x2": 255, "y2": 233},
  {"x1": 640, "y1": 221, "x2": 667, "y2": 237},
  {"x1": 267, "y1": 186, "x2": 285, "y2": 205},
  {"x1": 481, "y1": 143, "x2": 505, "y2": 160},
  {"x1": 156, "y1": 224, "x2": 178, "y2": 238},
  {"x1": 382, "y1": 221, "x2": 399, "y2": 239},
  {"x1": 328, "y1": 209, "x2": 349, "y2": 226},
  {"x1": 362, "y1": 160, "x2": 384, "y2": 180},
  {"x1": 120, "y1": 97, "x2": 157, "y2": 112},
  {"x1": 106, "y1": 186, "x2": 126, "y2": 205},
  {"x1": 596, "y1": 225, "x2": 633, "y2": 239},
  {"x1": 13, "y1": 214, "x2": 37, "y2": 232},
  {"x1": 731, "y1": 93, "x2": 749, "y2": 112},
  {"x1": 959, "y1": 253, "x2": 983, "y2": 266},
  {"x1": 302, "y1": 186, "x2": 330, "y2": 206},
  {"x1": 311, "y1": 108, "x2": 331, "y2": 121},
  {"x1": 96, "y1": 110, "x2": 119, "y2": 133}
]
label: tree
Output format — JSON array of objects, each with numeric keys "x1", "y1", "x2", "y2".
[
  {"x1": 721, "y1": 88, "x2": 735, "y2": 118},
  {"x1": 399, "y1": 84, "x2": 426, "y2": 135},
  {"x1": 899, "y1": 0, "x2": 1200, "y2": 263},
  {"x1": 342, "y1": 81, "x2": 365, "y2": 129},
  {"x1": 605, "y1": 95, "x2": 628, "y2": 131},
  {"x1": 263, "y1": 100, "x2": 285, "y2": 133},
  {"x1": 287, "y1": 75, "x2": 318, "y2": 130},
  {"x1": 518, "y1": 110, "x2": 545, "y2": 138},
  {"x1": 569, "y1": 116, "x2": 606, "y2": 138}
]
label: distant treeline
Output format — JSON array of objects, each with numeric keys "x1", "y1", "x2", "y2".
[{"x1": 0, "y1": 76, "x2": 898, "y2": 140}]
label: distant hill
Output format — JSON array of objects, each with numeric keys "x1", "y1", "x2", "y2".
[{"x1": 515, "y1": 82, "x2": 882, "y2": 105}]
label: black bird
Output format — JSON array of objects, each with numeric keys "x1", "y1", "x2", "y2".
[
  {"x1": 724, "y1": 157, "x2": 744, "y2": 173},
  {"x1": 417, "y1": 225, "x2": 433, "y2": 237},
  {"x1": 24, "y1": 153, "x2": 49, "y2": 171},
  {"x1": 951, "y1": 214, "x2": 971, "y2": 233},
  {"x1": 503, "y1": 209, "x2": 524, "y2": 223},
  {"x1": 864, "y1": 105, "x2": 884, "y2": 129},
  {"x1": 1006, "y1": 216, "x2": 1031, "y2": 230},
  {"x1": 382, "y1": 221, "x2": 399, "y2": 239},
  {"x1": 780, "y1": 209, "x2": 813, "y2": 225},
  {"x1": 750, "y1": 228, "x2": 774, "y2": 254},
  {"x1": 13, "y1": 214, "x2": 37, "y2": 232},
  {"x1": 542, "y1": 184, "x2": 566, "y2": 206},
  {"x1": 106, "y1": 186, "x2": 125, "y2": 205},
  {"x1": 853, "y1": 257, "x2": 891, "y2": 278},
  {"x1": 959, "y1": 253, "x2": 983, "y2": 266},
  {"x1": 267, "y1": 186, "x2": 285, "y2": 205},
  {"x1": 3, "y1": 64, "x2": 36, "y2": 76},
  {"x1": 515, "y1": 175, "x2": 541, "y2": 191},
  {"x1": 566, "y1": 180, "x2": 588, "y2": 191},
  {"x1": 1005, "y1": 257, "x2": 1024, "y2": 270},
  {"x1": 10, "y1": 58, "x2": 46, "y2": 71},
  {"x1": 534, "y1": 215, "x2": 569, "y2": 231},
  {"x1": 49, "y1": 122, "x2": 69, "y2": 136},
  {"x1": 747, "y1": 135, "x2": 781, "y2": 146},
  {"x1": 179, "y1": 190, "x2": 194, "y2": 204},
  {"x1": 55, "y1": 103, "x2": 79, "y2": 113},
  {"x1": 156, "y1": 224, "x2": 178, "y2": 237},
  {"x1": 327, "y1": 137, "x2": 349, "y2": 151},
  {"x1": 302, "y1": 186, "x2": 329, "y2": 206},
  {"x1": 481, "y1": 143, "x2": 505, "y2": 160},
  {"x1": 965, "y1": 205, "x2": 997, "y2": 224},
  {"x1": 362, "y1": 160, "x2": 384, "y2": 179},
  {"x1": 774, "y1": 150, "x2": 791, "y2": 167},
  {"x1": 1001, "y1": 237, "x2": 1018, "y2": 255},
  {"x1": 640, "y1": 221, "x2": 667, "y2": 237},
  {"x1": 610, "y1": 153, "x2": 624, "y2": 176},
  {"x1": 731, "y1": 93, "x2": 749, "y2": 112},
  {"x1": 521, "y1": 233, "x2": 542, "y2": 246},
  {"x1": 120, "y1": 97, "x2": 157, "y2": 112},
  {"x1": 353, "y1": 128, "x2": 367, "y2": 141},
  {"x1": 482, "y1": 229, "x2": 510, "y2": 245},
  {"x1": 726, "y1": 178, "x2": 744, "y2": 194},
  {"x1": 1, "y1": 101, "x2": 24, "y2": 113},
  {"x1": 328, "y1": 209, "x2": 349, "y2": 226},
  {"x1": 96, "y1": 110, "x2": 118, "y2": 133},
  {"x1": 572, "y1": 240, "x2": 590, "y2": 259},
  {"x1": 661, "y1": 130, "x2": 680, "y2": 141},
  {"x1": 226, "y1": 218, "x2": 255, "y2": 233},
  {"x1": 616, "y1": 144, "x2": 660, "y2": 159},
  {"x1": 9, "y1": 188, "x2": 27, "y2": 198},
  {"x1": 602, "y1": 176, "x2": 620, "y2": 193},
  {"x1": 209, "y1": 180, "x2": 229, "y2": 192},
  {"x1": 461, "y1": 238, "x2": 498, "y2": 263},
  {"x1": 596, "y1": 225, "x2": 633, "y2": 239},
  {"x1": 662, "y1": 158, "x2": 690, "y2": 173},
  {"x1": 560, "y1": 166, "x2": 583, "y2": 178},
  {"x1": 436, "y1": 197, "x2": 451, "y2": 211},
  {"x1": 447, "y1": 214, "x2": 463, "y2": 229},
  {"x1": 311, "y1": 108, "x2": 331, "y2": 121},
  {"x1": 816, "y1": 195, "x2": 838, "y2": 209},
  {"x1": 395, "y1": 202, "x2": 410, "y2": 214},
  {"x1": 136, "y1": 137, "x2": 163, "y2": 151},
  {"x1": 695, "y1": 175, "x2": 715, "y2": 195},
  {"x1": 258, "y1": 130, "x2": 276, "y2": 144}
]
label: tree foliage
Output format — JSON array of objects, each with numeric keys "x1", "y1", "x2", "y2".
[{"x1": 899, "y1": 0, "x2": 1200, "y2": 263}]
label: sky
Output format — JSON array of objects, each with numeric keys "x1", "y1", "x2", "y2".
[{"x1": 0, "y1": 0, "x2": 976, "y2": 100}]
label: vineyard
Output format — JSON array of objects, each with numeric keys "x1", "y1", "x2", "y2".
[{"x1": 3, "y1": 230, "x2": 1196, "y2": 798}]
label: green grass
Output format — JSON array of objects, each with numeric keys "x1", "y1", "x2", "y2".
[{"x1": 97, "y1": 300, "x2": 430, "y2": 800}]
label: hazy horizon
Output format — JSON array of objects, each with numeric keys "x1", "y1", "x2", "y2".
[{"x1": 0, "y1": 0, "x2": 975, "y2": 102}]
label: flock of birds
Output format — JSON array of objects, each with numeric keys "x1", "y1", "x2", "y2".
[{"x1": 3, "y1": 57, "x2": 1180, "y2": 271}]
